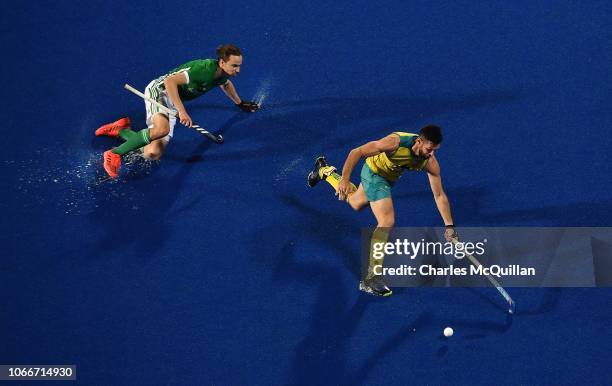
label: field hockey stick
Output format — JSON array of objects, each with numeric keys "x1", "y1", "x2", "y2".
[
  {"x1": 123, "y1": 84, "x2": 224, "y2": 144},
  {"x1": 452, "y1": 239, "x2": 516, "y2": 314}
]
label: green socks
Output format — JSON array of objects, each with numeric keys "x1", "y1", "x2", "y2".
[{"x1": 112, "y1": 128, "x2": 151, "y2": 156}]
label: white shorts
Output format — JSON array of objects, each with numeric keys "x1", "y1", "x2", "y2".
[{"x1": 144, "y1": 78, "x2": 177, "y2": 143}]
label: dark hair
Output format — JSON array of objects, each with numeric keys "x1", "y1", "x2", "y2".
[
  {"x1": 419, "y1": 124, "x2": 442, "y2": 145},
  {"x1": 216, "y1": 44, "x2": 242, "y2": 61}
]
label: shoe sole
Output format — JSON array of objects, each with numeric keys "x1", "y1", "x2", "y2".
[
  {"x1": 307, "y1": 171, "x2": 320, "y2": 187},
  {"x1": 307, "y1": 156, "x2": 330, "y2": 187},
  {"x1": 103, "y1": 152, "x2": 120, "y2": 178},
  {"x1": 359, "y1": 281, "x2": 393, "y2": 297},
  {"x1": 103, "y1": 164, "x2": 118, "y2": 178}
]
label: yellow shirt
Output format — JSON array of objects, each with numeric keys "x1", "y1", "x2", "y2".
[{"x1": 365, "y1": 132, "x2": 429, "y2": 181}]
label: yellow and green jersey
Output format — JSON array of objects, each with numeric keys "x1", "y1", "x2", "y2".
[
  {"x1": 365, "y1": 132, "x2": 429, "y2": 182},
  {"x1": 151, "y1": 59, "x2": 229, "y2": 101}
]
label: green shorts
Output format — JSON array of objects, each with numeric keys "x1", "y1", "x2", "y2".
[{"x1": 360, "y1": 163, "x2": 394, "y2": 202}]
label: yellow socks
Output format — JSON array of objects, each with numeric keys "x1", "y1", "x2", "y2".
[
  {"x1": 367, "y1": 227, "x2": 391, "y2": 280},
  {"x1": 319, "y1": 166, "x2": 357, "y2": 195}
]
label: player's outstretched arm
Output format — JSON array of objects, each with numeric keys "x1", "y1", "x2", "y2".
[
  {"x1": 337, "y1": 134, "x2": 400, "y2": 199},
  {"x1": 221, "y1": 80, "x2": 259, "y2": 112},
  {"x1": 220, "y1": 80, "x2": 241, "y2": 104},
  {"x1": 426, "y1": 156, "x2": 456, "y2": 235}
]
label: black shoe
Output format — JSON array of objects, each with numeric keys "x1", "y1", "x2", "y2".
[
  {"x1": 359, "y1": 275, "x2": 393, "y2": 297},
  {"x1": 307, "y1": 156, "x2": 329, "y2": 187}
]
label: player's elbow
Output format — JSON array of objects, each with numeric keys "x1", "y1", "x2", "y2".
[
  {"x1": 352, "y1": 147, "x2": 365, "y2": 159},
  {"x1": 163, "y1": 78, "x2": 176, "y2": 89}
]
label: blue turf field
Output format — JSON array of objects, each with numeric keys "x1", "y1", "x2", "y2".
[{"x1": 1, "y1": 1, "x2": 612, "y2": 384}]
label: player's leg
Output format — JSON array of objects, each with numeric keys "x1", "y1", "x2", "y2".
[
  {"x1": 102, "y1": 124, "x2": 153, "y2": 177},
  {"x1": 96, "y1": 117, "x2": 131, "y2": 137},
  {"x1": 370, "y1": 198, "x2": 395, "y2": 228},
  {"x1": 142, "y1": 87, "x2": 177, "y2": 160},
  {"x1": 96, "y1": 116, "x2": 152, "y2": 148},
  {"x1": 101, "y1": 80, "x2": 173, "y2": 177},
  {"x1": 142, "y1": 139, "x2": 168, "y2": 160},
  {"x1": 101, "y1": 116, "x2": 165, "y2": 178},
  {"x1": 360, "y1": 197, "x2": 394, "y2": 296},
  {"x1": 367, "y1": 197, "x2": 396, "y2": 277},
  {"x1": 346, "y1": 184, "x2": 369, "y2": 211},
  {"x1": 142, "y1": 113, "x2": 173, "y2": 160},
  {"x1": 358, "y1": 165, "x2": 395, "y2": 296},
  {"x1": 307, "y1": 156, "x2": 360, "y2": 204}
]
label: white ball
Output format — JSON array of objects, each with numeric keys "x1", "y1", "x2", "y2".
[{"x1": 443, "y1": 327, "x2": 454, "y2": 337}]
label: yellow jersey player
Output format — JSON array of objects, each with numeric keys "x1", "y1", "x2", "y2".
[{"x1": 307, "y1": 125, "x2": 457, "y2": 296}]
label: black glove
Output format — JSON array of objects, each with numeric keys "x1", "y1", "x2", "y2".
[
  {"x1": 444, "y1": 225, "x2": 459, "y2": 242},
  {"x1": 236, "y1": 101, "x2": 260, "y2": 112}
]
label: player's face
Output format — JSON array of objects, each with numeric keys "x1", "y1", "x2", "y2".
[
  {"x1": 220, "y1": 55, "x2": 242, "y2": 76},
  {"x1": 417, "y1": 138, "x2": 440, "y2": 158}
]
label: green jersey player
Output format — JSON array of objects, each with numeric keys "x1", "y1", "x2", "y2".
[{"x1": 95, "y1": 44, "x2": 259, "y2": 178}]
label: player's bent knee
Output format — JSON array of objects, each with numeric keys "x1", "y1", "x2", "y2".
[
  {"x1": 347, "y1": 194, "x2": 367, "y2": 211},
  {"x1": 348, "y1": 200, "x2": 367, "y2": 211},
  {"x1": 150, "y1": 127, "x2": 170, "y2": 140},
  {"x1": 143, "y1": 150, "x2": 162, "y2": 160},
  {"x1": 143, "y1": 146, "x2": 165, "y2": 160}
]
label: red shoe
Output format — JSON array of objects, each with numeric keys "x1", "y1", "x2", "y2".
[
  {"x1": 103, "y1": 150, "x2": 121, "y2": 178},
  {"x1": 96, "y1": 117, "x2": 131, "y2": 137}
]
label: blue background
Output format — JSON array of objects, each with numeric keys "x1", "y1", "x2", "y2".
[{"x1": 1, "y1": 1, "x2": 611, "y2": 384}]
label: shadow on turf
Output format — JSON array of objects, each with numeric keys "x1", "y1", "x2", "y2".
[
  {"x1": 269, "y1": 233, "x2": 433, "y2": 385},
  {"x1": 466, "y1": 287, "x2": 563, "y2": 317},
  {"x1": 264, "y1": 185, "x2": 530, "y2": 383},
  {"x1": 262, "y1": 194, "x2": 363, "y2": 276},
  {"x1": 252, "y1": 194, "x2": 414, "y2": 384},
  {"x1": 194, "y1": 91, "x2": 525, "y2": 163},
  {"x1": 255, "y1": 194, "x2": 516, "y2": 384},
  {"x1": 251, "y1": 212, "x2": 362, "y2": 385}
]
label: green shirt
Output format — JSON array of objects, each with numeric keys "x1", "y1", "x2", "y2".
[{"x1": 154, "y1": 59, "x2": 229, "y2": 101}]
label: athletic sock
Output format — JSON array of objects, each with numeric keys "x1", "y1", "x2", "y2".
[
  {"x1": 319, "y1": 166, "x2": 357, "y2": 193},
  {"x1": 118, "y1": 128, "x2": 137, "y2": 141},
  {"x1": 367, "y1": 227, "x2": 391, "y2": 280},
  {"x1": 112, "y1": 128, "x2": 151, "y2": 156},
  {"x1": 318, "y1": 165, "x2": 335, "y2": 179}
]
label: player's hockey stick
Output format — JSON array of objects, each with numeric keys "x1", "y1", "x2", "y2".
[
  {"x1": 123, "y1": 84, "x2": 224, "y2": 144},
  {"x1": 452, "y1": 239, "x2": 516, "y2": 314}
]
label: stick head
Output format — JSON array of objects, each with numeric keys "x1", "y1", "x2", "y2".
[
  {"x1": 508, "y1": 301, "x2": 516, "y2": 314},
  {"x1": 215, "y1": 134, "x2": 224, "y2": 144}
]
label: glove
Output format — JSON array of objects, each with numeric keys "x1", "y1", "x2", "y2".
[
  {"x1": 236, "y1": 101, "x2": 260, "y2": 112},
  {"x1": 444, "y1": 225, "x2": 459, "y2": 242}
]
